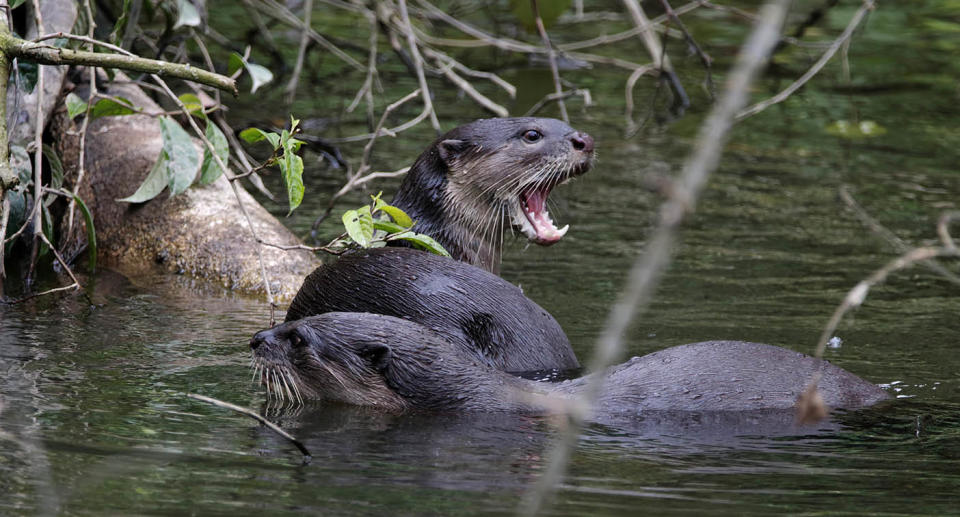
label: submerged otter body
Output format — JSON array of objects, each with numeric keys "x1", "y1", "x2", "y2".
[
  {"x1": 251, "y1": 313, "x2": 890, "y2": 414},
  {"x1": 285, "y1": 248, "x2": 578, "y2": 373}
]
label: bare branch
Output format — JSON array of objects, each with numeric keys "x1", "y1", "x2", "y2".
[
  {"x1": 839, "y1": 186, "x2": 960, "y2": 285},
  {"x1": 736, "y1": 0, "x2": 876, "y2": 121},
  {"x1": 65, "y1": 0, "x2": 98, "y2": 241},
  {"x1": 187, "y1": 393, "x2": 312, "y2": 461},
  {"x1": 531, "y1": 0, "x2": 568, "y2": 122},
  {"x1": 524, "y1": 89, "x2": 592, "y2": 117},
  {"x1": 397, "y1": 0, "x2": 441, "y2": 132},
  {"x1": 26, "y1": 0, "x2": 45, "y2": 288},
  {"x1": 13, "y1": 32, "x2": 238, "y2": 94},
  {"x1": 284, "y1": 0, "x2": 313, "y2": 104},
  {"x1": 253, "y1": 0, "x2": 365, "y2": 72}
]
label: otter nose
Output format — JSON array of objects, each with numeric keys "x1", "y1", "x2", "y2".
[
  {"x1": 250, "y1": 331, "x2": 267, "y2": 350},
  {"x1": 570, "y1": 132, "x2": 594, "y2": 153}
]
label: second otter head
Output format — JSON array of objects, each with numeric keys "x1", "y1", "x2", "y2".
[
  {"x1": 249, "y1": 313, "x2": 408, "y2": 411},
  {"x1": 392, "y1": 117, "x2": 594, "y2": 272},
  {"x1": 251, "y1": 313, "x2": 513, "y2": 412}
]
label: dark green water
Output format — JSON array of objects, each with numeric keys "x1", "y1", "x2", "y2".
[{"x1": 2, "y1": 2, "x2": 960, "y2": 515}]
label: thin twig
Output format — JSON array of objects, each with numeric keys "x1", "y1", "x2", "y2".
[
  {"x1": 812, "y1": 246, "x2": 959, "y2": 362},
  {"x1": 531, "y1": 0, "x2": 568, "y2": 122},
  {"x1": 187, "y1": 393, "x2": 312, "y2": 461},
  {"x1": 1, "y1": 282, "x2": 79, "y2": 305},
  {"x1": 424, "y1": 47, "x2": 516, "y2": 98},
  {"x1": 26, "y1": 0, "x2": 45, "y2": 288},
  {"x1": 517, "y1": 1, "x2": 790, "y2": 514},
  {"x1": 558, "y1": 0, "x2": 706, "y2": 51},
  {"x1": 254, "y1": 0, "x2": 365, "y2": 72},
  {"x1": 0, "y1": 194, "x2": 9, "y2": 287},
  {"x1": 622, "y1": 0, "x2": 689, "y2": 114},
  {"x1": 36, "y1": 231, "x2": 91, "y2": 304},
  {"x1": 66, "y1": 0, "x2": 98, "y2": 241},
  {"x1": 938, "y1": 212, "x2": 959, "y2": 251},
  {"x1": 838, "y1": 186, "x2": 960, "y2": 285},
  {"x1": 430, "y1": 56, "x2": 508, "y2": 117},
  {"x1": 735, "y1": 0, "x2": 875, "y2": 121},
  {"x1": 284, "y1": 0, "x2": 313, "y2": 104},
  {"x1": 658, "y1": 0, "x2": 714, "y2": 98},
  {"x1": 312, "y1": 89, "x2": 420, "y2": 232},
  {"x1": 397, "y1": 0, "x2": 440, "y2": 132},
  {"x1": 523, "y1": 89, "x2": 592, "y2": 117},
  {"x1": 346, "y1": 10, "x2": 379, "y2": 123}
]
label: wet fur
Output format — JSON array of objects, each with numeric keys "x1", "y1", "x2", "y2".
[
  {"x1": 284, "y1": 247, "x2": 578, "y2": 373},
  {"x1": 253, "y1": 314, "x2": 890, "y2": 414}
]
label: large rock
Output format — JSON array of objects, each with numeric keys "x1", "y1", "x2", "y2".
[{"x1": 53, "y1": 75, "x2": 319, "y2": 301}]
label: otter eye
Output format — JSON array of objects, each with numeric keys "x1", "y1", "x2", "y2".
[
  {"x1": 290, "y1": 333, "x2": 304, "y2": 348},
  {"x1": 522, "y1": 129, "x2": 542, "y2": 143}
]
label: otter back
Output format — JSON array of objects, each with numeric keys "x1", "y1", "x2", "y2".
[{"x1": 285, "y1": 248, "x2": 578, "y2": 373}]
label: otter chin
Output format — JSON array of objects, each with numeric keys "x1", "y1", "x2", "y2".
[{"x1": 391, "y1": 117, "x2": 594, "y2": 272}]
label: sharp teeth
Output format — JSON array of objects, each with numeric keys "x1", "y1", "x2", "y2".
[{"x1": 557, "y1": 225, "x2": 569, "y2": 237}]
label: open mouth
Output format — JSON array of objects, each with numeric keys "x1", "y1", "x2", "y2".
[{"x1": 510, "y1": 183, "x2": 569, "y2": 245}]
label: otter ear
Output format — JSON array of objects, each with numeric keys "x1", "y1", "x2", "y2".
[
  {"x1": 437, "y1": 139, "x2": 468, "y2": 164},
  {"x1": 360, "y1": 343, "x2": 392, "y2": 372}
]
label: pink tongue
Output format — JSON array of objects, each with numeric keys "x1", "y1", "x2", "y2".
[{"x1": 523, "y1": 188, "x2": 563, "y2": 244}]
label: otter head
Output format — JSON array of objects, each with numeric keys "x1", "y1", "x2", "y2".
[
  {"x1": 393, "y1": 117, "x2": 594, "y2": 272},
  {"x1": 249, "y1": 313, "x2": 408, "y2": 411}
]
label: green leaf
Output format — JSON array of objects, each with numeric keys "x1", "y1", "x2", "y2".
[
  {"x1": 159, "y1": 117, "x2": 201, "y2": 196},
  {"x1": 109, "y1": 0, "x2": 133, "y2": 45},
  {"x1": 117, "y1": 149, "x2": 168, "y2": 203},
  {"x1": 72, "y1": 194, "x2": 98, "y2": 272},
  {"x1": 379, "y1": 204, "x2": 413, "y2": 228},
  {"x1": 228, "y1": 53, "x2": 244, "y2": 76},
  {"x1": 178, "y1": 93, "x2": 204, "y2": 117},
  {"x1": 245, "y1": 62, "x2": 274, "y2": 94},
  {"x1": 9, "y1": 145, "x2": 31, "y2": 185},
  {"x1": 199, "y1": 122, "x2": 229, "y2": 185},
  {"x1": 279, "y1": 147, "x2": 304, "y2": 215},
  {"x1": 66, "y1": 93, "x2": 89, "y2": 120},
  {"x1": 391, "y1": 232, "x2": 451, "y2": 257},
  {"x1": 342, "y1": 209, "x2": 374, "y2": 248},
  {"x1": 174, "y1": 0, "x2": 202, "y2": 29},
  {"x1": 16, "y1": 61, "x2": 37, "y2": 93},
  {"x1": 90, "y1": 97, "x2": 136, "y2": 119},
  {"x1": 10, "y1": 0, "x2": 27, "y2": 8},
  {"x1": 41, "y1": 144, "x2": 64, "y2": 190},
  {"x1": 239, "y1": 127, "x2": 281, "y2": 149},
  {"x1": 372, "y1": 220, "x2": 407, "y2": 234},
  {"x1": 4, "y1": 189, "x2": 26, "y2": 243}
]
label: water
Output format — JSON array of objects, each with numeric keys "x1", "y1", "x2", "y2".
[{"x1": 2, "y1": 2, "x2": 960, "y2": 515}]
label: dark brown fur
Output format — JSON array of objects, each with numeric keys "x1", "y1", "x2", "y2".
[
  {"x1": 252, "y1": 314, "x2": 890, "y2": 414},
  {"x1": 284, "y1": 248, "x2": 578, "y2": 373}
]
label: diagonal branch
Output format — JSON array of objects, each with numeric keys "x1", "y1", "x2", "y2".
[{"x1": 5, "y1": 32, "x2": 237, "y2": 94}]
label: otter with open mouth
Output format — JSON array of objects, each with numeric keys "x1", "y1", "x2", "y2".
[
  {"x1": 391, "y1": 117, "x2": 594, "y2": 273},
  {"x1": 281, "y1": 118, "x2": 593, "y2": 373},
  {"x1": 250, "y1": 313, "x2": 890, "y2": 414}
]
